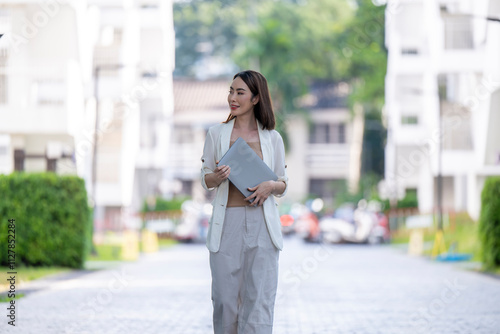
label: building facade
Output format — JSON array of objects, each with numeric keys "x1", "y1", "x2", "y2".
[
  {"x1": 384, "y1": 0, "x2": 500, "y2": 219},
  {"x1": 0, "y1": 1, "x2": 90, "y2": 176},
  {"x1": 0, "y1": 0, "x2": 175, "y2": 232}
]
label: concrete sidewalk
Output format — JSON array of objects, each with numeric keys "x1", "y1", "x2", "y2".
[{"x1": 1, "y1": 237, "x2": 499, "y2": 333}]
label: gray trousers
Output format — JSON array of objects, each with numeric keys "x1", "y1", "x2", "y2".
[{"x1": 210, "y1": 206, "x2": 279, "y2": 334}]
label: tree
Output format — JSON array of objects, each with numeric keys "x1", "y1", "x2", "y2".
[
  {"x1": 339, "y1": 0, "x2": 387, "y2": 177},
  {"x1": 231, "y1": 0, "x2": 354, "y2": 141},
  {"x1": 173, "y1": 0, "x2": 245, "y2": 77},
  {"x1": 173, "y1": 0, "x2": 387, "y2": 170}
]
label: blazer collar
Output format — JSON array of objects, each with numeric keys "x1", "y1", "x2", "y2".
[
  {"x1": 220, "y1": 118, "x2": 235, "y2": 157},
  {"x1": 221, "y1": 118, "x2": 271, "y2": 166}
]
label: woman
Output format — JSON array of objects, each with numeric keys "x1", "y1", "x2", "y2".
[{"x1": 201, "y1": 70, "x2": 288, "y2": 334}]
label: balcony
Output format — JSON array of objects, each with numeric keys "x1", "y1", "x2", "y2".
[
  {"x1": 0, "y1": 63, "x2": 84, "y2": 135},
  {"x1": 166, "y1": 141, "x2": 205, "y2": 179},
  {"x1": 442, "y1": 14, "x2": 474, "y2": 50},
  {"x1": 386, "y1": 31, "x2": 429, "y2": 74},
  {"x1": 306, "y1": 143, "x2": 350, "y2": 178}
]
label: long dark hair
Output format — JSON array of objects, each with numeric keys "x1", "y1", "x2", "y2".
[{"x1": 224, "y1": 70, "x2": 275, "y2": 130}]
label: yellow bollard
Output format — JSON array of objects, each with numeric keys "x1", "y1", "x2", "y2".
[
  {"x1": 431, "y1": 229, "x2": 447, "y2": 258},
  {"x1": 141, "y1": 229, "x2": 159, "y2": 253},
  {"x1": 408, "y1": 229, "x2": 424, "y2": 256},
  {"x1": 121, "y1": 230, "x2": 139, "y2": 261}
]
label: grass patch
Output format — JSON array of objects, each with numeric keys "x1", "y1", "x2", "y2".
[
  {"x1": 87, "y1": 237, "x2": 178, "y2": 263},
  {"x1": 88, "y1": 244, "x2": 122, "y2": 262},
  {"x1": 0, "y1": 266, "x2": 71, "y2": 292},
  {"x1": 1, "y1": 266, "x2": 71, "y2": 282},
  {"x1": 391, "y1": 228, "x2": 436, "y2": 245},
  {"x1": 390, "y1": 212, "x2": 482, "y2": 261},
  {"x1": 158, "y1": 238, "x2": 178, "y2": 249},
  {"x1": 0, "y1": 293, "x2": 25, "y2": 302}
]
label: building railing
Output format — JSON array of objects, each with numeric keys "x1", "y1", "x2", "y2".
[
  {"x1": 442, "y1": 14, "x2": 474, "y2": 50},
  {"x1": 0, "y1": 66, "x2": 69, "y2": 108},
  {"x1": 306, "y1": 143, "x2": 350, "y2": 170},
  {"x1": 166, "y1": 141, "x2": 204, "y2": 177}
]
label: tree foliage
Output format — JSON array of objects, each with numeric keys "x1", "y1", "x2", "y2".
[
  {"x1": 479, "y1": 176, "x2": 500, "y2": 270},
  {"x1": 339, "y1": 0, "x2": 387, "y2": 108},
  {"x1": 173, "y1": 0, "x2": 388, "y2": 174},
  {"x1": 173, "y1": 0, "x2": 244, "y2": 77}
]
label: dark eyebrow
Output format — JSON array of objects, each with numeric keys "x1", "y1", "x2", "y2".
[{"x1": 229, "y1": 86, "x2": 246, "y2": 92}]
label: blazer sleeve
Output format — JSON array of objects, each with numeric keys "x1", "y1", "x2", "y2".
[
  {"x1": 273, "y1": 131, "x2": 288, "y2": 198},
  {"x1": 201, "y1": 128, "x2": 216, "y2": 191}
]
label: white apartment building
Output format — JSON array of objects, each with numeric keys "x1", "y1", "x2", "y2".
[
  {"x1": 0, "y1": 0, "x2": 175, "y2": 232},
  {"x1": 384, "y1": 0, "x2": 500, "y2": 220},
  {"x1": 171, "y1": 79, "x2": 362, "y2": 207},
  {"x1": 0, "y1": 1, "x2": 91, "y2": 176},
  {"x1": 286, "y1": 81, "x2": 363, "y2": 205}
]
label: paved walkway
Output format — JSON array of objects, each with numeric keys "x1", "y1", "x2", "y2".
[{"x1": 1, "y1": 237, "x2": 500, "y2": 334}]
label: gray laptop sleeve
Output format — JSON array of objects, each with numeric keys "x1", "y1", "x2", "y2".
[{"x1": 218, "y1": 137, "x2": 278, "y2": 202}]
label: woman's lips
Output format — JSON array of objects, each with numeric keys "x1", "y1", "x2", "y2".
[{"x1": 230, "y1": 105, "x2": 239, "y2": 110}]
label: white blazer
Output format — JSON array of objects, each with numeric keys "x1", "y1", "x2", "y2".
[{"x1": 201, "y1": 118, "x2": 288, "y2": 252}]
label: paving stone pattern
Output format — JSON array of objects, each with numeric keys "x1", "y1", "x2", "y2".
[{"x1": 1, "y1": 237, "x2": 499, "y2": 334}]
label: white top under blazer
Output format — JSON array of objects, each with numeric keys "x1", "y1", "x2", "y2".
[{"x1": 201, "y1": 118, "x2": 288, "y2": 252}]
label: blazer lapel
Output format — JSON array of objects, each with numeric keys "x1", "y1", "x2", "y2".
[
  {"x1": 220, "y1": 118, "x2": 235, "y2": 159},
  {"x1": 221, "y1": 118, "x2": 270, "y2": 166},
  {"x1": 257, "y1": 120, "x2": 271, "y2": 167}
]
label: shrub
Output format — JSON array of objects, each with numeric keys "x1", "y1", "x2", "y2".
[
  {"x1": 478, "y1": 176, "x2": 500, "y2": 270},
  {"x1": 0, "y1": 172, "x2": 91, "y2": 268},
  {"x1": 141, "y1": 196, "x2": 190, "y2": 213}
]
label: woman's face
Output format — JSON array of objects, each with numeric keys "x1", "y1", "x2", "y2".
[{"x1": 228, "y1": 76, "x2": 259, "y2": 117}]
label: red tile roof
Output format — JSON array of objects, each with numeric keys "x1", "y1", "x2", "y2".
[{"x1": 174, "y1": 80, "x2": 230, "y2": 113}]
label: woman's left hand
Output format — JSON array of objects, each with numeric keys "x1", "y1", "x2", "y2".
[{"x1": 245, "y1": 181, "x2": 275, "y2": 206}]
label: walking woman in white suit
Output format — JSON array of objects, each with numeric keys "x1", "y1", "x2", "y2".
[{"x1": 201, "y1": 70, "x2": 288, "y2": 334}]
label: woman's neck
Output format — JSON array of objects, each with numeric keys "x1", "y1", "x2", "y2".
[{"x1": 234, "y1": 113, "x2": 258, "y2": 131}]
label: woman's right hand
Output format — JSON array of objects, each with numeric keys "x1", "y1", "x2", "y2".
[{"x1": 214, "y1": 161, "x2": 230, "y2": 184}]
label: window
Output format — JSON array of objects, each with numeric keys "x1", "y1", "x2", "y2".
[
  {"x1": 36, "y1": 80, "x2": 65, "y2": 106},
  {"x1": 337, "y1": 124, "x2": 346, "y2": 143},
  {"x1": 142, "y1": 71, "x2": 158, "y2": 78},
  {"x1": 401, "y1": 116, "x2": 419, "y2": 125},
  {"x1": 443, "y1": 15, "x2": 473, "y2": 50},
  {"x1": 93, "y1": 28, "x2": 123, "y2": 73},
  {"x1": 309, "y1": 179, "x2": 343, "y2": 200},
  {"x1": 310, "y1": 123, "x2": 346, "y2": 144},
  {"x1": 140, "y1": 111, "x2": 160, "y2": 149},
  {"x1": 402, "y1": 48, "x2": 419, "y2": 55}
]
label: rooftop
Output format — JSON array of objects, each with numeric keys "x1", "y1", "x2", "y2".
[{"x1": 173, "y1": 79, "x2": 230, "y2": 113}]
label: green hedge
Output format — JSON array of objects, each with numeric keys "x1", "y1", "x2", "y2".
[
  {"x1": 141, "y1": 196, "x2": 190, "y2": 213},
  {"x1": 0, "y1": 173, "x2": 91, "y2": 268},
  {"x1": 479, "y1": 176, "x2": 500, "y2": 270}
]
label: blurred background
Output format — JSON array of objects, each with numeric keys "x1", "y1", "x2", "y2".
[{"x1": 0, "y1": 0, "x2": 499, "y2": 268}]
